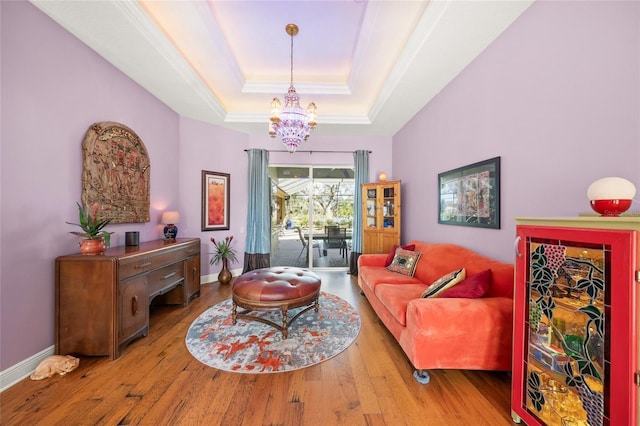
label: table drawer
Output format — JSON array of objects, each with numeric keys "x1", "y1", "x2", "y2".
[
  {"x1": 119, "y1": 255, "x2": 154, "y2": 280},
  {"x1": 118, "y1": 244, "x2": 194, "y2": 280},
  {"x1": 147, "y1": 262, "x2": 184, "y2": 300},
  {"x1": 147, "y1": 246, "x2": 190, "y2": 271}
]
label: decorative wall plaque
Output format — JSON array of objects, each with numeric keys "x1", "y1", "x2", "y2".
[{"x1": 82, "y1": 121, "x2": 150, "y2": 223}]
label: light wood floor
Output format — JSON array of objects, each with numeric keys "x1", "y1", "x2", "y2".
[{"x1": 0, "y1": 271, "x2": 514, "y2": 425}]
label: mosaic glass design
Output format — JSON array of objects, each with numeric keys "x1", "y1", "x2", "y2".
[{"x1": 524, "y1": 238, "x2": 609, "y2": 426}]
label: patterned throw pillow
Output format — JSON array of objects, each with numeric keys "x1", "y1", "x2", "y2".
[
  {"x1": 384, "y1": 244, "x2": 416, "y2": 266},
  {"x1": 421, "y1": 268, "x2": 466, "y2": 298},
  {"x1": 386, "y1": 248, "x2": 422, "y2": 277},
  {"x1": 437, "y1": 269, "x2": 491, "y2": 298}
]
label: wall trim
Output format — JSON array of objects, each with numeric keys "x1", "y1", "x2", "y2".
[{"x1": 0, "y1": 345, "x2": 55, "y2": 392}]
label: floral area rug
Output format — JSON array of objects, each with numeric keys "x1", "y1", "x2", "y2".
[{"x1": 185, "y1": 292, "x2": 361, "y2": 373}]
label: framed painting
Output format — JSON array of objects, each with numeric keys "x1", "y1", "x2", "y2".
[
  {"x1": 202, "y1": 170, "x2": 230, "y2": 231},
  {"x1": 438, "y1": 156, "x2": 501, "y2": 229}
]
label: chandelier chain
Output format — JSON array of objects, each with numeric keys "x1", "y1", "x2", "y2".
[{"x1": 290, "y1": 32, "x2": 294, "y2": 86}]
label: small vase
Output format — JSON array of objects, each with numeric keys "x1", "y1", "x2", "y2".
[
  {"x1": 79, "y1": 238, "x2": 106, "y2": 255},
  {"x1": 218, "y1": 258, "x2": 232, "y2": 285}
]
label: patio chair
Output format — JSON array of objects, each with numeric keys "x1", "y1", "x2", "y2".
[
  {"x1": 325, "y1": 226, "x2": 348, "y2": 259},
  {"x1": 295, "y1": 227, "x2": 322, "y2": 261}
]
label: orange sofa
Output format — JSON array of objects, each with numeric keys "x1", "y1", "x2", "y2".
[{"x1": 357, "y1": 240, "x2": 514, "y2": 383}]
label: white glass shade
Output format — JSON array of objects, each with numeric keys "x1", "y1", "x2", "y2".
[
  {"x1": 160, "y1": 211, "x2": 180, "y2": 225},
  {"x1": 587, "y1": 177, "x2": 636, "y2": 200}
]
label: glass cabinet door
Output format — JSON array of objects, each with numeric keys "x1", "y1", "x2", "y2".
[
  {"x1": 383, "y1": 186, "x2": 395, "y2": 229},
  {"x1": 513, "y1": 225, "x2": 637, "y2": 426},
  {"x1": 366, "y1": 188, "x2": 377, "y2": 229}
]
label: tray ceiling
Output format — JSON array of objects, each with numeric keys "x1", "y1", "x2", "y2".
[{"x1": 31, "y1": 0, "x2": 533, "y2": 136}]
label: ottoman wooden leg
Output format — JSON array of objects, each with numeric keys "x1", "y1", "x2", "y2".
[
  {"x1": 232, "y1": 302, "x2": 238, "y2": 325},
  {"x1": 314, "y1": 298, "x2": 320, "y2": 313}
]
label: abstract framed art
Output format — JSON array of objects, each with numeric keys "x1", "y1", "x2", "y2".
[
  {"x1": 202, "y1": 170, "x2": 230, "y2": 231},
  {"x1": 438, "y1": 156, "x2": 501, "y2": 229}
]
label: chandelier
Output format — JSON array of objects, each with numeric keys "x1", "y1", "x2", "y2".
[{"x1": 268, "y1": 24, "x2": 317, "y2": 153}]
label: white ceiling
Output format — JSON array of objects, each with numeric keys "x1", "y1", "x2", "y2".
[{"x1": 30, "y1": 0, "x2": 533, "y2": 137}]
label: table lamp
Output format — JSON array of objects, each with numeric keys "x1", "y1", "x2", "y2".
[
  {"x1": 161, "y1": 211, "x2": 180, "y2": 240},
  {"x1": 587, "y1": 177, "x2": 636, "y2": 216}
]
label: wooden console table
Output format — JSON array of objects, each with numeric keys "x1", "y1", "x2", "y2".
[{"x1": 55, "y1": 238, "x2": 200, "y2": 359}]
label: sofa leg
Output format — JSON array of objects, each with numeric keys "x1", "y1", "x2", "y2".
[{"x1": 413, "y1": 370, "x2": 430, "y2": 384}]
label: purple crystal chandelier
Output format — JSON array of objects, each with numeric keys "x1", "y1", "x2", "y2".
[{"x1": 268, "y1": 24, "x2": 317, "y2": 153}]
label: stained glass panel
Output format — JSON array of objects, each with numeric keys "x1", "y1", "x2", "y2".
[{"x1": 524, "y1": 238, "x2": 608, "y2": 426}]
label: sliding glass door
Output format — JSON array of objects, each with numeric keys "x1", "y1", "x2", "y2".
[{"x1": 269, "y1": 165, "x2": 354, "y2": 269}]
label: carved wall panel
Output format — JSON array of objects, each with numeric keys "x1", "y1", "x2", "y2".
[{"x1": 82, "y1": 121, "x2": 150, "y2": 223}]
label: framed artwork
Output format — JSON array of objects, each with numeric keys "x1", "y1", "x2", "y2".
[
  {"x1": 202, "y1": 170, "x2": 230, "y2": 231},
  {"x1": 438, "y1": 156, "x2": 500, "y2": 229},
  {"x1": 81, "y1": 121, "x2": 150, "y2": 223}
]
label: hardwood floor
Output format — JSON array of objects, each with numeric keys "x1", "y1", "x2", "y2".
[{"x1": 0, "y1": 271, "x2": 514, "y2": 425}]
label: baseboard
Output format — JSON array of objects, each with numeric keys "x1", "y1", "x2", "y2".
[
  {"x1": 202, "y1": 268, "x2": 242, "y2": 285},
  {"x1": 0, "y1": 345, "x2": 55, "y2": 392}
]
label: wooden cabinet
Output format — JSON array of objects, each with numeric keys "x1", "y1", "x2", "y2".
[
  {"x1": 55, "y1": 238, "x2": 200, "y2": 359},
  {"x1": 361, "y1": 180, "x2": 401, "y2": 254},
  {"x1": 512, "y1": 217, "x2": 638, "y2": 426}
]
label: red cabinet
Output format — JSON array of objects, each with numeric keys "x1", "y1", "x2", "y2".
[{"x1": 512, "y1": 217, "x2": 639, "y2": 426}]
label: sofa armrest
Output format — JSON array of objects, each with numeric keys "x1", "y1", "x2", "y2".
[
  {"x1": 399, "y1": 297, "x2": 513, "y2": 371},
  {"x1": 358, "y1": 253, "x2": 387, "y2": 268}
]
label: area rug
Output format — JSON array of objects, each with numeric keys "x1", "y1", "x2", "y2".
[{"x1": 185, "y1": 292, "x2": 361, "y2": 373}]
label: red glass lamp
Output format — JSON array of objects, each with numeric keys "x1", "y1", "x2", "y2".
[{"x1": 587, "y1": 177, "x2": 636, "y2": 216}]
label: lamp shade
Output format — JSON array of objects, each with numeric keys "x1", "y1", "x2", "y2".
[
  {"x1": 587, "y1": 177, "x2": 636, "y2": 216},
  {"x1": 160, "y1": 211, "x2": 180, "y2": 225},
  {"x1": 587, "y1": 177, "x2": 636, "y2": 200}
]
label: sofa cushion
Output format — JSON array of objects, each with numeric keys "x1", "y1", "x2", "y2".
[
  {"x1": 384, "y1": 244, "x2": 416, "y2": 266},
  {"x1": 374, "y1": 284, "x2": 426, "y2": 326},
  {"x1": 387, "y1": 248, "x2": 421, "y2": 277},
  {"x1": 421, "y1": 268, "x2": 466, "y2": 298},
  {"x1": 437, "y1": 269, "x2": 491, "y2": 298}
]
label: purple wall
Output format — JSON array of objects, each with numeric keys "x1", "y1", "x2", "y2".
[
  {"x1": 0, "y1": 2, "x2": 181, "y2": 370},
  {"x1": 393, "y1": 0, "x2": 640, "y2": 263},
  {"x1": 178, "y1": 117, "x2": 250, "y2": 277}
]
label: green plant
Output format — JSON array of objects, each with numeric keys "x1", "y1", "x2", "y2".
[
  {"x1": 210, "y1": 235, "x2": 238, "y2": 265},
  {"x1": 67, "y1": 202, "x2": 112, "y2": 240}
]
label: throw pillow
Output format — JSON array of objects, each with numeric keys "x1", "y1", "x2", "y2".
[
  {"x1": 384, "y1": 244, "x2": 416, "y2": 267},
  {"x1": 421, "y1": 268, "x2": 466, "y2": 298},
  {"x1": 437, "y1": 269, "x2": 491, "y2": 298},
  {"x1": 386, "y1": 248, "x2": 421, "y2": 277}
]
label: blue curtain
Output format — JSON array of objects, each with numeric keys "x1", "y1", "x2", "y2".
[
  {"x1": 243, "y1": 149, "x2": 271, "y2": 272},
  {"x1": 349, "y1": 150, "x2": 369, "y2": 275}
]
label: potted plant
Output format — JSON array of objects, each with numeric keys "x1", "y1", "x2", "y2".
[
  {"x1": 210, "y1": 236, "x2": 237, "y2": 285},
  {"x1": 67, "y1": 202, "x2": 112, "y2": 254}
]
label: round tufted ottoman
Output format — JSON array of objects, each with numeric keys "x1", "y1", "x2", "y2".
[{"x1": 231, "y1": 266, "x2": 321, "y2": 339}]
